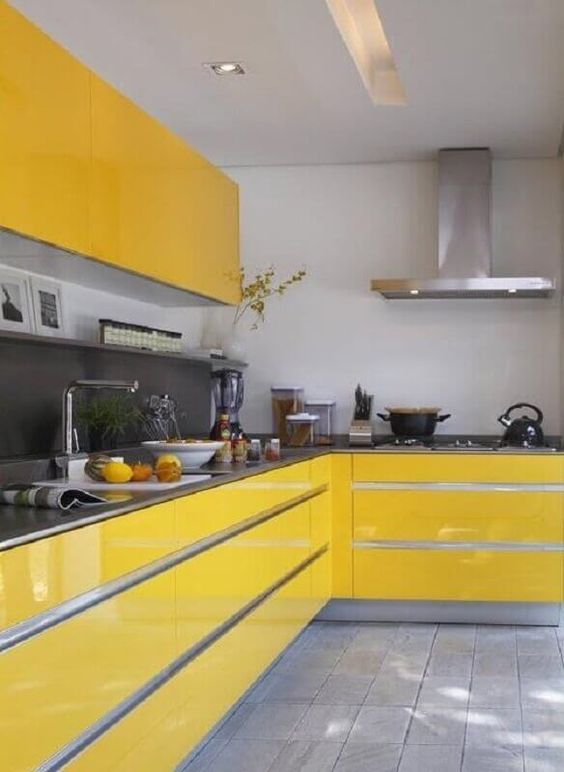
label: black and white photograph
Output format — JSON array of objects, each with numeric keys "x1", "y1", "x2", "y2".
[
  {"x1": 29, "y1": 277, "x2": 66, "y2": 337},
  {"x1": 0, "y1": 269, "x2": 32, "y2": 332}
]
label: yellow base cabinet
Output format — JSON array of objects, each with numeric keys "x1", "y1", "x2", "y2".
[
  {"x1": 0, "y1": 502, "x2": 175, "y2": 631},
  {"x1": 0, "y1": 2, "x2": 91, "y2": 255},
  {"x1": 354, "y1": 548, "x2": 562, "y2": 603}
]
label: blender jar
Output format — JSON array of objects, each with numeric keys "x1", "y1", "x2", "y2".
[{"x1": 271, "y1": 386, "x2": 304, "y2": 445}]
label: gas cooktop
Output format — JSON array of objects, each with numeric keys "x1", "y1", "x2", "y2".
[{"x1": 371, "y1": 438, "x2": 559, "y2": 452}]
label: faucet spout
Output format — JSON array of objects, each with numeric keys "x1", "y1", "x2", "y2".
[{"x1": 62, "y1": 379, "x2": 139, "y2": 456}]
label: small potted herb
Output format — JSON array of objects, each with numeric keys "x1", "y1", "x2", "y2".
[{"x1": 76, "y1": 394, "x2": 142, "y2": 451}]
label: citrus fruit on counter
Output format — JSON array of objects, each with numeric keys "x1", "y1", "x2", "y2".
[
  {"x1": 102, "y1": 461, "x2": 134, "y2": 484},
  {"x1": 156, "y1": 462, "x2": 182, "y2": 483},
  {"x1": 155, "y1": 453, "x2": 182, "y2": 470},
  {"x1": 130, "y1": 462, "x2": 153, "y2": 482}
]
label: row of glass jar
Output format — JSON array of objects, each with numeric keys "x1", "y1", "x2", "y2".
[
  {"x1": 99, "y1": 319, "x2": 183, "y2": 353},
  {"x1": 271, "y1": 387, "x2": 336, "y2": 447}
]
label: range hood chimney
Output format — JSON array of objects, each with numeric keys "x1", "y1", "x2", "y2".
[{"x1": 371, "y1": 148, "x2": 554, "y2": 299}]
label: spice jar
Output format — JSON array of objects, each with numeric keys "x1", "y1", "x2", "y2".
[
  {"x1": 271, "y1": 387, "x2": 304, "y2": 446},
  {"x1": 304, "y1": 400, "x2": 336, "y2": 445},
  {"x1": 286, "y1": 414, "x2": 319, "y2": 447}
]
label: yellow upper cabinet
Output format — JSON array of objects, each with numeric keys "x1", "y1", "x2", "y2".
[
  {"x1": 90, "y1": 75, "x2": 240, "y2": 304},
  {"x1": 0, "y1": 2, "x2": 91, "y2": 254}
]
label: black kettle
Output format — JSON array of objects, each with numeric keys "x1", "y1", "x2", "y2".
[{"x1": 497, "y1": 403, "x2": 545, "y2": 447}]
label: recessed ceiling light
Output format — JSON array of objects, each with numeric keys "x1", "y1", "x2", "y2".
[
  {"x1": 326, "y1": 0, "x2": 406, "y2": 105},
  {"x1": 508, "y1": 288, "x2": 517, "y2": 294},
  {"x1": 205, "y1": 62, "x2": 246, "y2": 76}
]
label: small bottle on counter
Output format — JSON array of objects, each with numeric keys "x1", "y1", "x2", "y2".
[
  {"x1": 248, "y1": 438, "x2": 262, "y2": 463},
  {"x1": 214, "y1": 414, "x2": 233, "y2": 463},
  {"x1": 265, "y1": 438, "x2": 281, "y2": 461}
]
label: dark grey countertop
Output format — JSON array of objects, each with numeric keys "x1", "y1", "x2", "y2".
[{"x1": 1, "y1": 434, "x2": 562, "y2": 552}]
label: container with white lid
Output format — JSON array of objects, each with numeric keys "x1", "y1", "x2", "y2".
[
  {"x1": 305, "y1": 400, "x2": 336, "y2": 445},
  {"x1": 271, "y1": 386, "x2": 304, "y2": 445},
  {"x1": 286, "y1": 413, "x2": 319, "y2": 447}
]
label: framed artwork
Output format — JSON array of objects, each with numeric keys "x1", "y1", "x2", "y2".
[
  {"x1": 29, "y1": 276, "x2": 66, "y2": 337},
  {"x1": 0, "y1": 268, "x2": 33, "y2": 333}
]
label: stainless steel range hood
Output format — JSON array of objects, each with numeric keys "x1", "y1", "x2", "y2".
[{"x1": 371, "y1": 148, "x2": 555, "y2": 300}]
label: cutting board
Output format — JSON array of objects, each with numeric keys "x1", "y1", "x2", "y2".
[{"x1": 32, "y1": 473, "x2": 212, "y2": 491}]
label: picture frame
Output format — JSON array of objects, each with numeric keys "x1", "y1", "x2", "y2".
[
  {"x1": 29, "y1": 276, "x2": 66, "y2": 338},
  {"x1": 0, "y1": 268, "x2": 33, "y2": 333}
]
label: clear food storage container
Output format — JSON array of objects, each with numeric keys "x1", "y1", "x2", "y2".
[
  {"x1": 271, "y1": 386, "x2": 304, "y2": 445},
  {"x1": 286, "y1": 413, "x2": 319, "y2": 447},
  {"x1": 305, "y1": 400, "x2": 336, "y2": 445}
]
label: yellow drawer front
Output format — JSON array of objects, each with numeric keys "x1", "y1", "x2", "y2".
[
  {"x1": 354, "y1": 548, "x2": 562, "y2": 603},
  {"x1": 174, "y1": 565, "x2": 320, "y2": 762},
  {"x1": 71, "y1": 563, "x2": 320, "y2": 772},
  {"x1": 0, "y1": 571, "x2": 175, "y2": 771},
  {"x1": 312, "y1": 551, "x2": 332, "y2": 602},
  {"x1": 176, "y1": 462, "x2": 313, "y2": 545},
  {"x1": 310, "y1": 455, "x2": 332, "y2": 487},
  {"x1": 0, "y1": 502, "x2": 175, "y2": 631},
  {"x1": 176, "y1": 501, "x2": 311, "y2": 651},
  {"x1": 353, "y1": 490, "x2": 562, "y2": 544},
  {"x1": 353, "y1": 454, "x2": 564, "y2": 483}
]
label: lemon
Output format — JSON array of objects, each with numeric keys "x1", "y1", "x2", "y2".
[
  {"x1": 155, "y1": 454, "x2": 182, "y2": 470},
  {"x1": 102, "y1": 461, "x2": 134, "y2": 484}
]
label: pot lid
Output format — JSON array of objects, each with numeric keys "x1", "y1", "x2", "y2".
[{"x1": 385, "y1": 407, "x2": 442, "y2": 414}]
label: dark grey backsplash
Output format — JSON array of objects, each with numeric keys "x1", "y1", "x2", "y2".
[{"x1": 0, "y1": 339, "x2": 211, "y2": 459}]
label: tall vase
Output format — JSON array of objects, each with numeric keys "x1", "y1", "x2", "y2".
[{"x1": 222, "y1": 323, "x2": 247, "y2": 362}]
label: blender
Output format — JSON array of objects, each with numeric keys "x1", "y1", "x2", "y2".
[{"x1": 210, "y1": 369, "x2": 245, "y2": 438}]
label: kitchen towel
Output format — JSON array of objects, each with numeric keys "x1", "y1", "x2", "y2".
[{"x1": 0, "y1": 485, "x2": 107, "y2": 511}]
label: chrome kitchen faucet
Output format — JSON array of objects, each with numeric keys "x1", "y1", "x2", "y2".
[{"x1": 62, "y1": 379, "x2": 139, "y2": 456}]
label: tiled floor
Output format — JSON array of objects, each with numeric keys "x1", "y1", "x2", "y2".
[{"x1": 184, "y1": 621, "x2": 564, "y2": 771}]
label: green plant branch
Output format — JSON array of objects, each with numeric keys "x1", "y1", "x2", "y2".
[{"x1": 231, "y1": 266, "x2": 306, "y2": 330}]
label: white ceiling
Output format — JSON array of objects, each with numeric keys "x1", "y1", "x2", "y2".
[{"x1": 11, "y1": 0, "x2": 564, "y2": 166}]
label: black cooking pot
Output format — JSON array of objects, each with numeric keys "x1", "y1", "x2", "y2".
[{"x1": 377, "y1": 407, "x2": 451, "y2": 437}]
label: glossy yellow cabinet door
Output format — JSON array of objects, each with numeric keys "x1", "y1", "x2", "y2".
[
  {"x1": 90, "y1": 75, "x2": 239, "y2": 304},
  {"x1": 0, "y1": 502, "x2": 175, "y2": 630},
  {"x1": 0, "y1": 570, "x2": 175, "y2": 771},
  {"x1": 0, "y1": 2, "x2": 91, "y2": 254},
  {"x1": 354, "y1": 548, "x2": 562, "y2": 603}
]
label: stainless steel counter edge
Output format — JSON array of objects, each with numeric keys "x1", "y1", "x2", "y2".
[
  {"x1": 0, "y1": 449, "x2": 329, "y2": 552},
  {"x1": 2, "y1": 443, "x2": 563, "y2": 552}
]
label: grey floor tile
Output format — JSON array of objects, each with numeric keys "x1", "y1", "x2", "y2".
[
  {"x1": 407, "y1": 707, "x2": 467, "y2": 746},
  {"x1": 235, "y1": 702, "x2": 308, "y2": 741},
  {"x1": 462, "y1": 746, "x2": 523, "y2": 772},
  {"x1": 353, "y1": 624, "x2": 399, "y2": 646},
  {"x1": 432, "y1": 625, "x2": 476, "y2": 655},
  {"x1": 516, "y1": 628, "x2": 559, "y2": 656},
  {"x1": 417, "y1": 676, "x2": 471, "y2": 708},
  {"x1": 475, "y1": 626, "x2": 516, "y2": 653},
  {"x1": 465, "y1": 708, "x2": 522, "y2": 748},
  {"x1": 399, "y1": 744, "x2": 463, "y2": 772},
  {"x1": 427, "y1": 653, "x2": 473, "y2": 678},
  {"x1": 182, "y1": 738, "x2": 229, "y2": 772},
  {"x1": 365, "y1": 670, "x2": 422, "y2": 707},
  {"x1": 334, "y1": 651, "x2": 386, "y2": 677},
  {"x1": 334, "y1": 742, "x2": 403, "y2": 772},
  {"x1": 292, "y1": 704, "x2": 360, "y2": 743},
  {"x1": 521, "y1": 679, "x2": 564, "y2": 712},
  {"x1": 525, "y1": 747, "x2": 564, "y2": 771},
  {"x1": 380, "y1": 652, "x2": 428, "y2": 677},
  {"x1": 268, "y1": 740, "x2": 343, "y2": 772},
  {"x1": 207, "y1": 739, "x2": 286, "y2": 772},
  {"x1": 314, "y1": 674, "x2": 373, "y2": 706},
  {"x1": 348, "y1": 706, "x2": 411, "y2": 744},
  {"x1": 252, "y1": 671, "x2": 328, "y2": 703},
  {"x1": 473, "y1": 652, "x2": 518, "y2": 678},
  {"x1": 518, "y1": 656, "x2": 564, "y2": 679},
  {"x1": 214, "y1": 703, "x2": 256, "y2": 740},
  {"x1": 275, "y1": 649, "x2": 342, "y2": 675},
  {"x1": 522, "y1": 709, "x2": 564, "y2": 748},
  {"x1": 469, "y1": 677, "x2": 520, "y2": 709}
]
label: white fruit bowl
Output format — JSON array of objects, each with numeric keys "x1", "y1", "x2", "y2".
[{"x1": 141, "y1": 440, "x2": 225, "y2": 469}]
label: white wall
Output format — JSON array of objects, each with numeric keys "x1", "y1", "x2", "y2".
[{"x1": 223, "y1": 159, "x2": 562, "y2": 436}]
